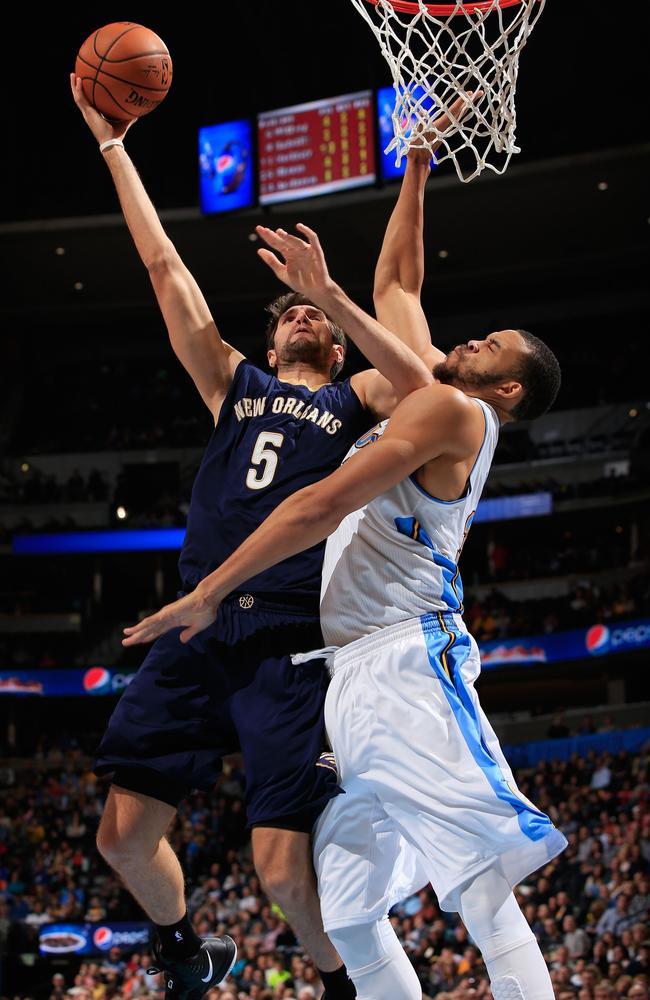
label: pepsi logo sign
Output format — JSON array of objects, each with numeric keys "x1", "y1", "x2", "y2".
[
  {"x1": 93, "y1": 926, "x2": 114, "y2": 950},
  {"x1": 586, "y1": 625, "x2": 610, "y2": 656},
  {"x1": 83, "y1": 668, "x2": 112, "y2": 694},
  {"x1": 586, "y1": 622, "x2": 650, "y2": 656}
]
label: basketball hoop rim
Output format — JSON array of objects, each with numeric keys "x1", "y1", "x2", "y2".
[{"x1": 362, "y1": 0, "x2": 526, "y2": 15}]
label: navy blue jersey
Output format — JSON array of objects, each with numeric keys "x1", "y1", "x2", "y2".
[{"x1": 179, "y1": 360, "x2": 369, "y2": 601}]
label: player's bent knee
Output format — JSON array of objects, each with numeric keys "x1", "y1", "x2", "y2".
[
  {"x1": 96, "y1": 820, "x2": 147, "y2": 870},
  {"x1": 96, "y1": 823, "x2": 129, "y2": 868},
  {"x1": 254, "y1": 861, "x2": 307, "y2": 909},
  {"x1": 96, "y1": 799, "x2": 169, "y2": 871},
  {"x1": 491, "y1": 977, "x2": 526, "y2": 1000},
  {"x1": 328, "y1": 920, "x2": 422, "y2": 1000}
]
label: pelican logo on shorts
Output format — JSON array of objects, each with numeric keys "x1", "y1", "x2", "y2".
[
  {"x1": 239, "y1": 594, "x2": 254, "y2": 609},
  {"x1": 93, "y1": 926, "x2": 114, "y2": 951},
  {"x1": 586, "y1": 624, "x2": 610, "y2": 656},
  {"x1": 83, "y1": 667, "x2": 112, "y2": 695}
]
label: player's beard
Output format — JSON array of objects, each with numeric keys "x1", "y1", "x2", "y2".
[
  {"x1": 276, "y1": 335, "x2": 331, "y2": 372},
  {"x1": 434, "y1": 352, "x2": 504, "y2": 390}
]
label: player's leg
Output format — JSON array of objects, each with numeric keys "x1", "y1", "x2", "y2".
[
  {"x1": 251, "y1": 826, "x2": 347, "y2": 979},
  {"x1": 328, "y1": 918, "x2": 421, "y2": 1000},
  {"x1": 363, "y1": 618, "x2": 562, "y2": 999},
  {"x1": 96, "y1": 780, "x2": 236, "y2": 990},
  {"x1": 233, "y1": 642, "x2": 354, "y2": 998},
  {"x1": 94, "y1": 623, "x2": 238, "y2": 991},
  {"x1": 97, "y1": 784, "x2": 185, "y2": 926},
  {"x1": 312, "y1": 773, "x2": 427, "y2": 1000},
  {"x1": 95, "y1": 631, "x2": 202, "y2": 950},
  {"x1": 450, "y1": 867, "x2": 554, "y2": 1000}
]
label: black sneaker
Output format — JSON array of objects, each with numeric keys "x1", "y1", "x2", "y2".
[{"x1": 149, "y1": 936, "x2": 238, "y2": 999}]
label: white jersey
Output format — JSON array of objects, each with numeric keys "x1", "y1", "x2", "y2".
[
  {"x1": 307, "y1": 397, "x2": 567, "y2": 929},
  {"x1": 320, "y1": 397, "x2": 499, "y2": 646}
]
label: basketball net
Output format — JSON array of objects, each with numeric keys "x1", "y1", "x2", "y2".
[{"x1": 350, "y1": 0, "x2": 545, "y2": 182}]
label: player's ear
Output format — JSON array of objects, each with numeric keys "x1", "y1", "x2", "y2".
[
  {"x1": 331, "y1": 343, "x2": 344, "y2": 366},
  {"x1": 267, "y1": 348, "x2": 278, "y2": 370},
  {"x1": 495, "y1": 379, "x2": 523, "y2": 402}
]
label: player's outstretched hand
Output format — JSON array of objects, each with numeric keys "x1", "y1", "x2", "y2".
[
  {"x1": 70, "y1": 72, "x2": 136, "y2": 146},
  {"x1": 256, "y1": 224, "x2": 336, "y2": 302},
  {"x1": 407, "y1": 90, "x2": 484, "y2": 165},
  {"x1": 122, "y1": 588, "x2": 219, "y2": 647}
]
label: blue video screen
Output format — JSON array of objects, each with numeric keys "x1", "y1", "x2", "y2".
[
  {"x1": 199, "y1": 119, "x2": 254, "y2": 214},
  {"x1": 376, "y1": 85, "x2": 439, "y2": 181}
]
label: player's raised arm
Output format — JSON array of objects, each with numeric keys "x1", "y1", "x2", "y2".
[
  {"x1": 373, "y1": 93, "x2": 483, "y2": 368},
  {"x1": 122, "y1": 383, "x2": 480, "y2": 645},
  {"x1": 70, "y1": 74, "x2": 243, "y2": 421},
  {"x1": 256, "y1": 223, "x2": 433, "y2": 412}
]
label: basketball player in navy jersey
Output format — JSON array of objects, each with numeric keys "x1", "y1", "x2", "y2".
[{"x1": 71, "y1": 74, "x2": 435, "y2": 1000}]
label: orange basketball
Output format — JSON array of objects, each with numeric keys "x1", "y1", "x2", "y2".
[{"x1": 75, "y1": 22, "x2": 172, "y2": 122}]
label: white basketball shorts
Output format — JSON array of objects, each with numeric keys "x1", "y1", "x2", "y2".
[{"x1": 312, "y1": 613, "x2": 567, "y2": 931}]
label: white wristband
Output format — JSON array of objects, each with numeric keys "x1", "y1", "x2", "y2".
[{"x1": 99, "y1": 138, "x2": 124, "y2": 154}]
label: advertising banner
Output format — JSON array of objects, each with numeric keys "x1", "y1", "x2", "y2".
[
  {"x1": 0, "y1": 668, "x2": 135, "y2": 696},
  {"x1": 480, "y1": 619, "x2": 650, "y2": 669},
  {"x1": 39, "y1": 922, "x2": 151, "y2": 956}
]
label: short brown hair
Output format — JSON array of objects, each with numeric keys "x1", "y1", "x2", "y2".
[{"x1": 264, "y1": 292, "x2": 347, "y2": 379}]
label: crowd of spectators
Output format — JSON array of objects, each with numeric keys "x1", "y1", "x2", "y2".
[
  {"x1": 6, "y1": 468, "x2": 645, "y2": 510},
  {"x1": 11, "y1": 365, "x2": 210, "y2": 456},
  {"x1": 3, "y1": 464, "x2": 646, "y2": 526},
  {"x1": 464, "y1": 577, "x2": 650, "y2": 644},
  {"x1": 481, "y1": 470, "x2": 647, "y2": 502},
  {"x1": 1, "y1": 470, "x2": 110, "y2": 507},
  {"x1": 9, "y1": 349, "x2": 649, "y2": 459},
  {"x1": 0, "y1": 737, "x2": 648, "y2": 1000}
]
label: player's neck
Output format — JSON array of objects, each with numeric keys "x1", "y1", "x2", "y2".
[
  {"x1": 276, "y1": 363, "x2": 331, "y2": 391},
  {"x1": 464, "y1": 389, "x2": 513, "y2": 426}
]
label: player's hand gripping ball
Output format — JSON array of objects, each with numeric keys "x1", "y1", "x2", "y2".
[{"x1": 75, "y1": 22, "x2": 172, "y2": 122}]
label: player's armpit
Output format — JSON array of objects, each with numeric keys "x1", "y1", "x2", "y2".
[{"x1": 349, "y1": 369, "x2": 399, "y2": 420}]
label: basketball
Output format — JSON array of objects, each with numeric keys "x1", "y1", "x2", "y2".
[{"x1": 75, "y1": 22, "x2": 172, "y2": 122}]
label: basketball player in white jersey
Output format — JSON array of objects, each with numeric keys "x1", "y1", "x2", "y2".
[{"x1": 123, "y1": 207, "x2": 565, "y2": 999}]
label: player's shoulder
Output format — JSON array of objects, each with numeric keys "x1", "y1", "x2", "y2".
[
  {"x1": 409, "y1": 381, "x2": 476, "y2": 416},
  {"x1": 408, "y1": 383, "x2": 486, "y2": 451},
  {"x1": 233, "y1": 357, "x2": 272, "y2": 386}
]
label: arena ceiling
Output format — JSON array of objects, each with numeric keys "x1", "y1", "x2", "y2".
[{"x1": 1, "y1": 5, "x2": 648, "y2": 351}]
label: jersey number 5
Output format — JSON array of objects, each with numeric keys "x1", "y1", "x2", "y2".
[{"x1": 246, "y1": 431, "x2": 285, "y2": 490}]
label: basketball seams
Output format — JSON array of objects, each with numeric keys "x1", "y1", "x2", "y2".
[
  {"x1": 92, "y1": 24, "x2": 139, "y2": 60},
  {"x1": 92, "y1": 24, "x2": 138, "y2": 110},
  {"x1": 76, "y1": 53, "x2": 171, "y2": 93},
  {"x1": 101, "y1": 50, "x2": 170, "y2": 64}
]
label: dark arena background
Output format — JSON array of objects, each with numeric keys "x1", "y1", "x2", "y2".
[{"x1": 1, "y1": 5, "x2": 649, "y2": 999}]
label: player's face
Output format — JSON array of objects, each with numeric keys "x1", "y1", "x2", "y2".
[
  {"x1": 269, "y1": 305, "x2": 340, "y2": 375},
  {"x1": 435, "y1": 329, "x2": 526, "y2": 388}
]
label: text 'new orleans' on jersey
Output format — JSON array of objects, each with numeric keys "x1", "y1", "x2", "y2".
[
  {"x1": 179, "y1": 360, "x2": 369, "y2": 602},
  {"x1": 320, "y1": 398, "x2": 500, "y2": 645}
]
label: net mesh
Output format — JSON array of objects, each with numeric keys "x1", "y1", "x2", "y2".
[{"x1": 350, "y1": 0, "x2": 545, "y2": 182}]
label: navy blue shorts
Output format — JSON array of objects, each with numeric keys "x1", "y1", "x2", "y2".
[{"x1": 95, "y1": 594, "x2": 339, "y2": 828}]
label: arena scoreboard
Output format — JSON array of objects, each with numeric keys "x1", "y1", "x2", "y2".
[{"x1": 257, "y1": 90, "x2": 376, "y2": 205}]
